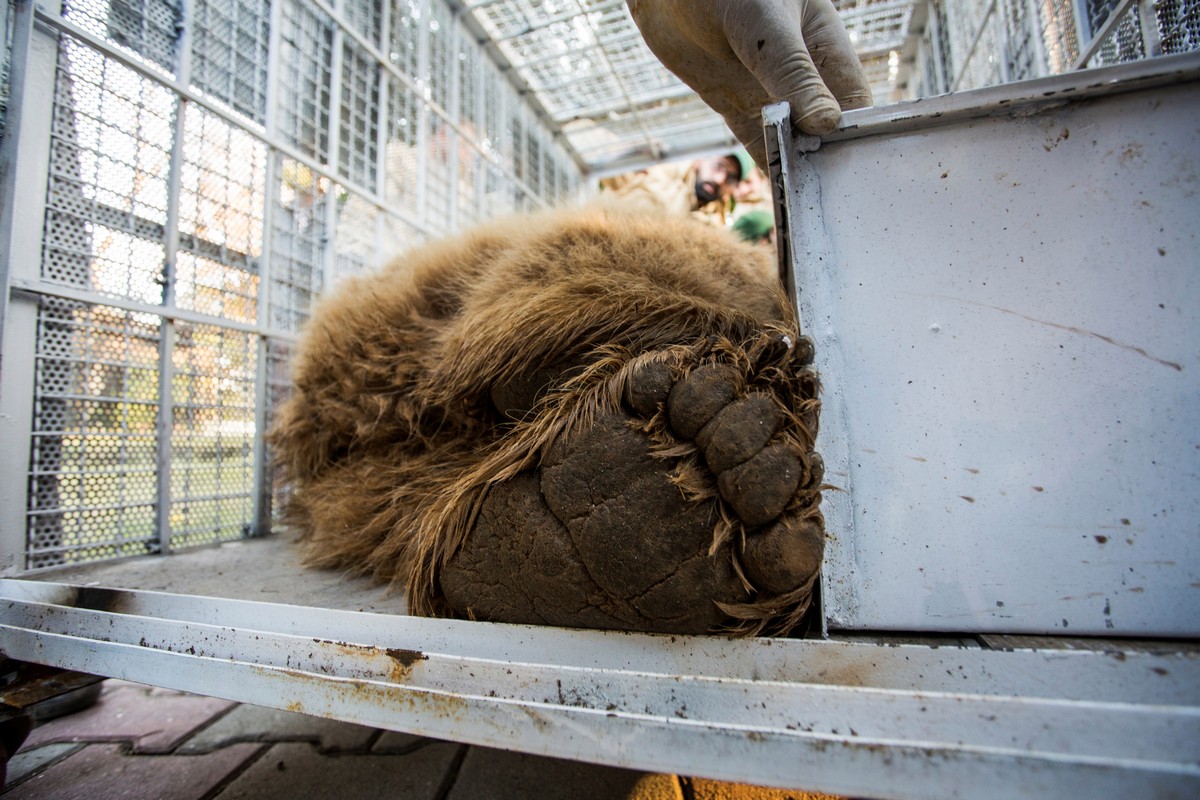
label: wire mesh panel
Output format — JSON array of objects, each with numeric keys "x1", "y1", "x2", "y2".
[
  {"x1": 1002, "y1": 0, "x2": 1042, "y2": 81},
  {"x1": 268, "y1": 157, "x2": 327, "y2": 333},
  {"x1": 1039, "y1": 0, "x2": 1081, "y2": 71},
  {"x1": 190, "y1": 0, "x2": 271, "y2": 123},
  {"x1": 65, "y1": 0, "x2": 180, "y2": 71},
  {"x1": 4, "y1": 0, "x2": 583, "y2": 572},
  {"x1": 275, "y1": 1, "x2": 333, "y2": 163},
  {"x1": 1159, "y1": 0, "x2": 1200, "y2": 52},
  {"x1": 342, "y1": 0, "x2": 383, "y2": 48},
  {"x1": 338, "y1": 39, "x2": 381, "y2": 194},
  {"x1": 1086, "y1": 2, "x2": 1148, "y2": 66},
  {"x1": 177, "y1": 104, "x2": 266, "y2": 324},
  {"x1": 28, "y1": 298, "x2": 162, "y2": 568},
  {"x1": 43, "y1": 35, "x2": 172, "y2": 303},
  {"x1": 168, "y1": 322, "x2": 256, "y2": 549}
]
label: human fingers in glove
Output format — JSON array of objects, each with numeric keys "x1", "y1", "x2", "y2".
[{"x1": 628, "y1": 0, "x2": 873, "y2": 166}]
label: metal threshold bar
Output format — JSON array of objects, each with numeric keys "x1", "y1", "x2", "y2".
[{"x1": 0, "y1": 579, "x2": 1196, "y2": 799}]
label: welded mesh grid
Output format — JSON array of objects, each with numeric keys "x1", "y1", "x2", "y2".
[
  {"x1": 1039, "y1": 0, "x2": 1082, "y2": 71},
  {"x1": 14, "y1": 0, "x2": 582, "y2": 571},
  {"x1": 564, "y1": 94, "x2": 732, "y2": 167},
  {"x1": 43, "y1": 37, "x2": 173, "y2": 304},
  {"x1": 275, "y1": 0, "x2": 333, "y2": 163},
  {"x1": 426, "y1": 0, "x2": 453, "y2": 110},
  {"x1": 27, "y1": 297, "x2": 161, "y2": 569},
  {"x1": 168, "y1": 322, "x2": 256, "y2": 549},
  {"x1": 342, "y1": 0, "x2": 383, "y2": 47},
  {"x1": 383, "y1": 76, "x2": 421, "y2": 197},
  {"x1": 190, "y1": 0, "x2": 271, "y2": 123},
  {"x1": 63, "y1": 0, "x2": 180, "y2": 72},
  {"x1": 1002, "y1": 0, "x2": 1042, "y2": 81},
  {"x1": 389, "y1": 0, "x2": 421, "y2": 85},
  {"x1": 338, "y1": 39, "x2": 380, "y2": 193},
  {"x1": 839, "y1": 0, "x2": 914, "y2": 54},
  {"x1": 269, "y1": 157, "x2": 327, "y2": 333},
  {"x1": 422, "y1": 115, "x2": 457, "y2": 235},
  {"x1": 177, "y1": 104, "x2": 266, "y2": 324},
  {"x1": 1159, "y1": 0, "x2": 1200, "y2": 51},
  {"x1": 1091, "y1": 8, "x2": 1148, "y2": 64},
  {"x1": 263, "y1": 337, "x2": 295, "y2": 517},
  {"x1": 467, "y1": 0, "x2": 727, "y2": 169}
]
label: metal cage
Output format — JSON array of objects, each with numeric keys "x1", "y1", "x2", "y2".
[{"x1": 0, "y1": 0, "x2": 583, "y2": 572}]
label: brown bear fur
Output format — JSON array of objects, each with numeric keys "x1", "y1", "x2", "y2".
[{"x1": 269, "y1": 203, "x2": 823, "y2": 635}]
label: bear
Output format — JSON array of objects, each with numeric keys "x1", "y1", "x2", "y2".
[{"x1": 268, "y1": 203, "x2": 826, "y2": 636}]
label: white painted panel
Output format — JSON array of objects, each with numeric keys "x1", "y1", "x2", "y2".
[{"x1": 799, "y1": 63, "x2": 1200, "y2": 635}]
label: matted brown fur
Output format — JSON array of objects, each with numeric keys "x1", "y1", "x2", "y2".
[{"x1": 269, "y1": 203, "x2": 823, "y2": 635}]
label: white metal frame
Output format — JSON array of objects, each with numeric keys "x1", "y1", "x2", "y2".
[{"x1": 1, "y1": 576, "x2": 1197, "y2": 798}]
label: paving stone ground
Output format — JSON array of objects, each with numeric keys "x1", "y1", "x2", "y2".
[{"x1": 4, "y1": 680, "x2": 840, "y2": 799}]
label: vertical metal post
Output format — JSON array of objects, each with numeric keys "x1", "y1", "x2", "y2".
[
  {"x1": 154, "y1": 0, "x2": 196, "y2": 555},
  {"x1": 474, "y1": 31, "x2": 485, "y2": 218},
  {"x1": 1023, "y1": 0, "x2": 1051, "y2": 77},
  {"x1": 1071, "y1": 0, "x2": 1093, "y2": 60},
  {"x1": 251, "y1": 0, "x2": 287, "y2": 537},
  {"x1": 446, "y1": 10, "x2": 461, "y2": 233},
  {"x1": 376, "y1": 3, "x2": 393, "y2": 258},
  {"x1": 997, "y1": 0, "x2": 1015, "y2": 82},
  {"x1": 0, "y1": 1, "x2": 57, "y2": 573},
  {"x1": 415, "y1": 0, "x2": 430, "y2": 230},
  {"x1": 762, "y1": 101, "x2": 837, "y2": 634},
  {"x1": 1136, "y1": 0, "x2": 1163, "y2": 56},
  {"x1": 952, "y1": 0, "x2": 999, "y2": 90},
  {"x1": 322, "y1": 1, "x2": 346, "y2": 286}
]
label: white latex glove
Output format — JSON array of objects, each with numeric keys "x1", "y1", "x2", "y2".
[{"x1": 628, "y1": 0, "x2": 872, "y2": 165}]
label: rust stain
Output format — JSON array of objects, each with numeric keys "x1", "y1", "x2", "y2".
[
  {"x1": 386, "y1": 648, "x2": 428, "y2": 683},
  {"x1": 934, "y1": 296, "x2": 1183, "y2": 372}
]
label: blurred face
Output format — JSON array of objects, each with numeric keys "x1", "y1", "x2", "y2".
[{"x1": 693, "y1": 156, "x2": 741, "y2": 203}]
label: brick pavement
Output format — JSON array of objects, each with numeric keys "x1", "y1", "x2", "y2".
[{"x1": 4, "y1": 680, "x2": 839, "y2": 799}]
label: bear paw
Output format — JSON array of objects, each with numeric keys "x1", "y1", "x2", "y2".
[{"x1": 439, "y1": 334, "x2": 824, "y2": 636}]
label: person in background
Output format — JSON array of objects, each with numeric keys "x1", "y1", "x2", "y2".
[
  {"x1": 600, "y1": 151, "x2": 755, "y2": 224},
  {"x1": 628, "y1": 0, "x2": 872, "y2": 167}
]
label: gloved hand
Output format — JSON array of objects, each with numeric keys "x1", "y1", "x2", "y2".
[{"x1": 628, "y1": 0, "x2": 873, "y2": 165}]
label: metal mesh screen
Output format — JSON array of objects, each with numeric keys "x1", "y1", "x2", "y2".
[
  {"x1": 1002, "y1": 0, "x2": 1042, "y2": 81},
  {"x1": 190, "y1": 0, "x2": 271, "y2": 123},
  {"x1": 1087, "y1": 2, "x2": 1148, "y2": 66},
  {"x1": 1159, "y1": 0, "x2": 1200, "y2": 51},
  {"x1": 44, "y1": 36, "x2": 172, "y2": 303},
  {"x1": 64, "y1": 0, "x2": 180, "y2": 71},
  {"x1": 269, "y1": 157, "x2": 327, "y2": 334},
  {"x1": 177, "y1": 105, "x2": 266, "y2": 324},
  {"x1": 276, "y1": 1, "x2": 332, "y2": 163},
  {"x1": 912, "y1": 0, "x2": 1198, "y2": 94},
  {"x1": 1040, "y1": 0, "x2": 1081, "y2": 72},
  {"x1": 338, "y1": 40, "x2": 380, "y2": 194},
  {"x1": 7, "y1": 0, "x2": 582, "y2": 571},
  {"x1": 168, "y1": 322, "x2": 256, "y2": 549},
  {"x1": 28, "y1": 298, "x2": 161, "y2": 568}
]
